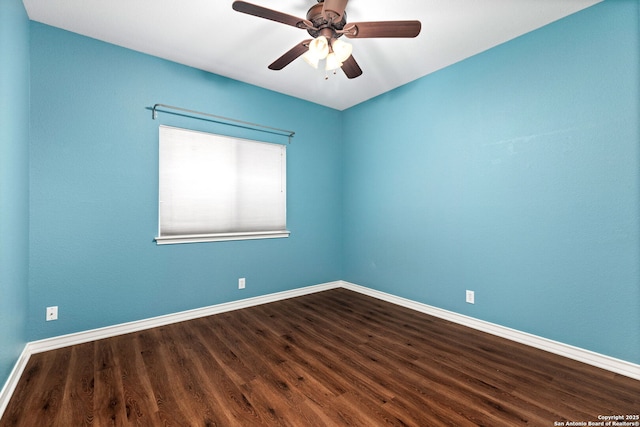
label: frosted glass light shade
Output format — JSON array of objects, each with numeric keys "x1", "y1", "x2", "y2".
[
  {"x1": 332, "y1": 38, "x2": 352, "y2": 63},
  {"x1": 308, "y1": 36, "x2": 329, "y2": 59},
  {"x1": 325, "y1": 52, "x2": 342, "y2": 71},
  {"x1": 302, "y1": 51, "x2": 320, "y2": 68}
]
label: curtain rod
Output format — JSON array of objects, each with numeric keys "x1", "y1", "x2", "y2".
[{"x1": 150, "y1": 103, "x2": 295, "y2": 142}]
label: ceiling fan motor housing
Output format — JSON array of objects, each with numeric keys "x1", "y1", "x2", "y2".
[{"x1": 306, "y1": 3, "x2": 347, "y2": 39}]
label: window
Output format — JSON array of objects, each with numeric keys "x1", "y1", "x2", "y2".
[{"x1": 155, "y1": 125, "x2": 289, "y2": 244}]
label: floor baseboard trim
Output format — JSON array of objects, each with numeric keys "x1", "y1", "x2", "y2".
[
  {"x1": 27, "y1": 281, "x2": 342, "y2": 356},
  {"x1": 339, "y1": 281, "x2": 640, "y2": 381},
  {"x1": 0, "y1": 346, "x2": 31, "y2": 419}
]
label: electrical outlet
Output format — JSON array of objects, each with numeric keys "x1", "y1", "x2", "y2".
[
  {"x1": 46, "y1": 306, "x2": 58, "y2": 321},
  {"x1": 466, "y1": 290, "x2": 475, "y2": 304},
  {"x1": 238, "y1": 277, "x2": 246, "y2": 289}
]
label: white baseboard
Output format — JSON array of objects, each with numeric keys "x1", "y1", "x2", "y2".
[
  {"x1": 28, "y1": 281, "x2": 342, "y2": 355},
  {"x1": 0, "y1": 346, "x2": 30, "y2": 418},
  {"x1": 2, "y1": 279, "x2": 638, "y2": 420},
  {"x1": 339, "y1": 281, "x2": 640, "y2": 381}
]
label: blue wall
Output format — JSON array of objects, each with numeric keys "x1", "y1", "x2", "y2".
[
  {"x1": 0, "y1": 0, "x2": 30, "y2": 385},
  {"x1": 27, "y1": 23, "x2": 343, "y2": 340},
  {"x1": 343, "y1": 0, "x2": 640, "y2": 363}
]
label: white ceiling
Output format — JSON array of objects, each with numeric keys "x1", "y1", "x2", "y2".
[{"x1": 23, "y1": 0, "x2": 601, "y2": 110}]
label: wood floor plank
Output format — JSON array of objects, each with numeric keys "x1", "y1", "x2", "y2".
[
  {"x1": 93, "y1": 339, "x2": 132, "y2": 427},
  {"x1": 135, "y1": 328, "x2": 196, "y2": 426},
  {"x1": 2, "y1": 288, "x2": 639, "y2": 426},
  {"x1": 110, "y1": 334, "x2": 160, "y2": 426},
  {"x1": 26, "y1": 348, "x2": 71, "y2": 426},
  {"x1": 55, "y1": 342, "x2": 94, "y2": 427},
  {"x1": 182, "y1": 330, "x2": 264, "y2": 425}
]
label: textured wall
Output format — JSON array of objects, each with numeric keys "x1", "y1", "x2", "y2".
[
  {"x1": 343, "y1": 0, "x2": 640, "y2": 363},
  {"x1": 0, "y1": 0, "x2": 30, "y2": 385}
]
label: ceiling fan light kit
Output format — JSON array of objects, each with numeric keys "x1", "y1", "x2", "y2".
[
  {"x1": 302, "y1": 35, "x2": 353, "y2": 72},
  {"x1": 232, "y1": 0, "x2": 421, "y2": 79}
]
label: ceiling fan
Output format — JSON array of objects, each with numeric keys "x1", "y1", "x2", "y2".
[{"x1": 232, "y1": 0, "x2": 421, "y2": 79}]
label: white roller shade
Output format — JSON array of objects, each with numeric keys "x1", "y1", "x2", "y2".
[{"x1": 156, "y1": 126, "x2": 288, "y2": 244}]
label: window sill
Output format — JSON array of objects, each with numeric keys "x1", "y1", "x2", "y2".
[{"x1": 155, "y1": 230, "x2": 290, "y2": 245}]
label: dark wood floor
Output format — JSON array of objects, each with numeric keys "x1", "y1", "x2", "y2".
[{"x1": 2, "y1": 289, "x2": 639, "y2": 426}]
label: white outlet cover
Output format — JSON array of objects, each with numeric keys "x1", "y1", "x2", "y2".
[
  {"x1": 46, "y1": 306, "x2": 58, "y2": 321},
  {"x1": 466, "y1": 290, "x2": 475, "y2": 304}
]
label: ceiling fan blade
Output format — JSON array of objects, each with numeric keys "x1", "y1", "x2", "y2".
[
  {"x1": 322, "y1": 0, "x2": 348, "y2": 23},
  {"x1": 341, "y1": 55, "x2": 362, "y2": 79},
  {"x1": 232, "y1": 1, "x2": 305, "y2": 29},
  {"x1": 344, "y1": 20, "x2": 422, "y2": 38},
  {"x1": 268, "y1": 40, "x2": 312, "y2": 70}
]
